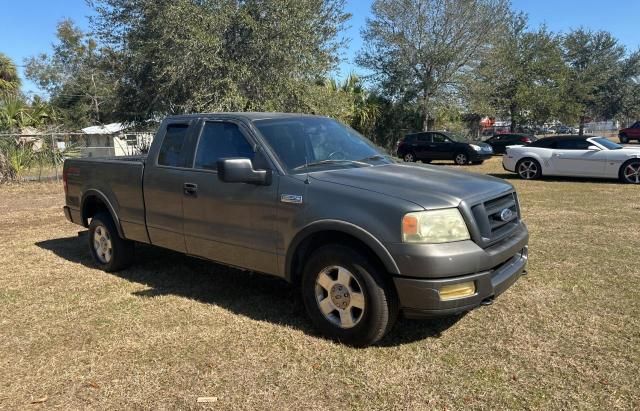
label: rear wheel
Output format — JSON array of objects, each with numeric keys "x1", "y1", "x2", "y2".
[
  {"x1": 516, "y1": 158, "x2": 541, "y2": 180},
  {"x1": 88, "y1": 212, "x2": 134, "y2": 272},
  {"x1": 403, "y1": 152, "x2": 416, "y2": 162},
  {"x1": 619, "y1": 159, "x2": 640, "y2": 184},
  {"x1": 454, "y1": 152, "x2": 469, "y2": 165},
  {"x1": 301, "y1": 244, "x2": 398, "y2": 347},
  {"x1": 619, "y1": 134, "x2": 629, "y2": 144}
]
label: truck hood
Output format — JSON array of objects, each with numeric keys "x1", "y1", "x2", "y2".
[{"x1": 309, "y1": 163, "x2": 513, "y2": 209}]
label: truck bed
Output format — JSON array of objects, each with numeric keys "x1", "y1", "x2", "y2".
[{"x1": 63, "y1": 155, "x2": 150, "y2": 244}]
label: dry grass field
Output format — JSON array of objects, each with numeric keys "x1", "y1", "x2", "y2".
[{"x1": 1, "y1": 157, "x2": 639, "y2": 410}]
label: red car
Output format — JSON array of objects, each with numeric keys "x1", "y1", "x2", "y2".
[{"x1": 619, "y1": 121, "x2": 640, "y2": 144}]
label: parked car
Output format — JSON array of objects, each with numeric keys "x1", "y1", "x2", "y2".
[
  {"x1": 396, "y1": 131, "x2": 493, "y2": 165},
  {"x1": 485, "y1": 133, "x2": 537, "y2": 154},
  {"x1": 63, "y1": 113, "x2": 529, "y2": 346},
  {"x1": 503, "y1": 135, "x2": 640, "y2": 184},
  {"x1": 619, "y1": 121, "x2": 640, "y2": 144},
  {"x1": 554, "y1": 125, "x2": 578, "y2": 134}
]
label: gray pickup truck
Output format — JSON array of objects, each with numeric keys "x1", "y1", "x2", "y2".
[{"x1": 63, "y1": 113, "x2": 529, "y2": 346}]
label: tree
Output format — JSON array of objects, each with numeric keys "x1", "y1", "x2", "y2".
[
  {"x1": 561, "y1": 29, "x2": 631, "y2": 135},
  {"x1": 88, "y1": 0, "x2": 350, "y2": 121},
  {"x1": 468, "y1": 14, "x2": 566, "y2": 131},
  {"x1": 357, "y1": 0, "x2": 510, "y2": 131},
  {"x1": 0, "y1": 53, "x2": 21, "y2": 95},
  {"x1": 25, "y1": 19, "x2": 118, "y2": 128}
]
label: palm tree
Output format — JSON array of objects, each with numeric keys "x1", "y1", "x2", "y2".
[{"x1": 0, "y1": 53, "x2": 21, "y2": 94}]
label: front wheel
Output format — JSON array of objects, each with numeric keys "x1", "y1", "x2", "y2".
[
  {"x1": 301, "y1": 245, "x2": 398, "y2": 347},
  {"x1": 516, "y1": 158, "x2": 542, "y2": 180},
  {"x1": 619, "y1": 134, "x2": 629, "y2": 144},
  {"x1": 88, "y1": 212, "x2": 134, "y2": 272},
  {"x1": 454, "y1": 153, "x2": 469, "y2": 165},
  {"x1": 403, "y1": 152, "x2": 416, "y2": 162},
  {"x1": 619, "y1": 159, "x2": 640, "y2": 184}
]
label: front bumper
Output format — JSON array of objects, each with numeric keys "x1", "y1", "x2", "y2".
[
  {"x1": 469, "y1": 151, "x2": 493, "y2": 161},
  {"x1": 394, "y1": 246, "x2": 528, "y2": 318}
]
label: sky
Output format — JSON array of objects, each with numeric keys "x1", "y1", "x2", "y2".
[{"x1": 1, "y1": 0, "x2": 639, "y2": 96}]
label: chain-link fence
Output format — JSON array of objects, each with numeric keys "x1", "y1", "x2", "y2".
[{"x1": 0, "y1": 131, "x2": 155, "y2": 182}]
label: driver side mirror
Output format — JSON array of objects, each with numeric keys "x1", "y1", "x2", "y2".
[
  {"x1": 587, "y1": 145, "x2": 600, "y2": 151},
  {"x1": 217, "y1": 158, "x2": 272, "y2": 185}
]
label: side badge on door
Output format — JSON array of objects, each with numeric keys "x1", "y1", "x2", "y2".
[{"x1": 281, "y1": 194, "x2": 303, "y2": 204}]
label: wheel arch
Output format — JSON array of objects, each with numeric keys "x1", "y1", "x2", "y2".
[
  {"x1": 285, "y1": 220, "x2": 400, "y2": 285},
  {"x1": 81, "y1": 190, "x2": 125, "y2": 238}
]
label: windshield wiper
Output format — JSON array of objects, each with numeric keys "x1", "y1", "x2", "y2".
[
  {"x1": 359, "y1": 155, "x2": 387, "y2": 161},
  {"x1": 292, "y1": 159, "x2": 370, "y2": 171}
]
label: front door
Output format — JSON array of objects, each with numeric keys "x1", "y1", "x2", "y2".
[
  {"x1": 550, "y1": 139, "x2": 606, "y2": 176},
  {"x1": 181, "y1": 120, "x2": 279, "y2": 274},
  {"x1": 431, "y1": 133, "x2": 454, "y2": 160}
]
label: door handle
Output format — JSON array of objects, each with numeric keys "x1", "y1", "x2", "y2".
[{"x1": 183, "y1": 183, "x2": 198, "y2": 196}]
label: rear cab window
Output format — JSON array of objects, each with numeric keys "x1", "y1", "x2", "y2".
[{"x1": 158, "y1": 124, "x2": 190, "y2": 167}]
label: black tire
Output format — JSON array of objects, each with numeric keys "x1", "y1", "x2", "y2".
[
  {"x1": 516, "y1": 158, "x2": 542, "y2": 180},
  {"x1": 619, "y1": 134, "x2": 629, "y2": 144},
  {"x1": 88, "y1": 212, "x2": 134, "y2": 272},
  {"x1": 301, "y1": 244, "x2": 399, "y2": 347},
  {"x1": 454, "y1": 152, "x2": 469, "y2": 165},
  {"x1": 619, "y1": 159, "x2": 640, "y2": 184},
  {"x1": 403, "y1": 152, "x2": 416, "y2": 162}
]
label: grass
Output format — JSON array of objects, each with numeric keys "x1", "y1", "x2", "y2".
[{"x1": 0, "y1": 157, "x2": 639, "y2": 410}]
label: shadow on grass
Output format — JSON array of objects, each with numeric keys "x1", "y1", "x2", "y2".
[
  {"x1": 489, "y1": 172, "x2": 623, "y2": 184},
  {"x1": 36, "y1": 235, "x2": 460, "y2": 347}
]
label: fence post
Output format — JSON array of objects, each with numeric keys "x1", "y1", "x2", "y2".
[{"x1": 51, "y1": 133, "x2": 59, "y2": 182}]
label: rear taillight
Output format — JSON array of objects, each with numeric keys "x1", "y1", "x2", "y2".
[
  {"x1": 520, "y1": 137, "x2": 531, "y2": 143},
  {"x1": 63, "y1": 167, "x2": 68, "y2": 195},
  {"x1": 63, "y1": 166, "x2": 79, "y2": 195}
]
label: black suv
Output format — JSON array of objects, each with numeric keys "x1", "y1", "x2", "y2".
[{"x1": 397, "y1": 131, "x2": 493, "y2": 165}]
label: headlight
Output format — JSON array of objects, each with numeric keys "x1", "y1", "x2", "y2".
[
  {"x1": 470, "y1": 144, "x2": 482, "y2": 151},
  {"x1": 402, "y1": 209, "x2": 470, "y2": 243}
]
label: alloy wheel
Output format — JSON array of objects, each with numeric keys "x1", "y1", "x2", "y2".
[
  {"x1": 518, "y1": 160, "x2": 538, "y2": 179},
  {"x1": 404, "y1": 153, "x2": 414, "y2": 162},
  {"x1": 455, "y1": 154, "x2": 467, "y2": 165},
  {"x1": 623, "y1": 161, "x2": 640, "y2": 184},
  {"x1": 93, "y1": 225, "x2": 113, "y2": 263},
  {"x1": 314, "y1": 265, "x2": 365, "y2": 329}
]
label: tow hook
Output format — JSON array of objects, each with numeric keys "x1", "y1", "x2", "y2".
[{"x1": 481, "y1": 297, "x2": 494, "y2": 306}]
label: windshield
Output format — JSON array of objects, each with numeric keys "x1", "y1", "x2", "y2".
[
  {"x1": 254, "y1": 117, "x2": 390, "y2": 172},
  {"x1": 592, "y1": 137, "x2": 623, "y2": 150},
  {"x1": 444, "y1": 132, "x2": 469, "y2": 143}
]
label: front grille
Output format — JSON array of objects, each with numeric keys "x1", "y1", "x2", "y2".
[{"x1": 471, "y1": 192, "x2": 519, "y2": 245}]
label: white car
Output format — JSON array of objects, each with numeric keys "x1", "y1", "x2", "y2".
[{"x1": 502, "y1": 136, "x2": 640, "y2": 184}]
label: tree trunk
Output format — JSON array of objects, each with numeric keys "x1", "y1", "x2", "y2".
[
  {"x1": 422, "y1": 92, "x2": 430, "y2": 131},
  {"x1": 510, "y1": 103, "x2": 517, "y2": 132},
  {"x1": 578, "y1": 115, "x2": 585, "y2": 136}
]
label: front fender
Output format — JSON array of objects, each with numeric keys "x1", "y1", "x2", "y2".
[{"x1": 285, "y1": 219, "x2": 401, "y2": 282}]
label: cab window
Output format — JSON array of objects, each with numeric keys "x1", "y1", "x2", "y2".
[
  {"x1": 194, "y1": 122, "x2": 255, "y2": 170},
  {"x1": 157, "y1": 124, "x2": 189, "y2": 167}
]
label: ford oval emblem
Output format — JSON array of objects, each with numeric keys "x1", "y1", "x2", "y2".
[{"x1": 500, "y1": 208, "x2": 514, "y2": 222}]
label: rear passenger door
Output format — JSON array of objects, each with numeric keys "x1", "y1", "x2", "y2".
[
  {"x1": 180, "y1": 119, "x2": 280, "y2": 274},
  {"x1": 144, "y1": 121, "x2": 195, "y2": 253}
]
